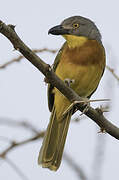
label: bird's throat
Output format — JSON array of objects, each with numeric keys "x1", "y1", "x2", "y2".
[{"x1": 63, "y1": 35, "x2": 88, "y2": 48}]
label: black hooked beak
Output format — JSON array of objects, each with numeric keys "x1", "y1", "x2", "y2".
[{"x1": 48, "y1": 25, "x2": 70, "y2": 35}]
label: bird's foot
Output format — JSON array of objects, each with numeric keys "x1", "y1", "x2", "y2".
[
  {"x1": 64, "y1": 78, "x2": 75, "y2": 87},
  {"x1": 62, "y1": 98, "x2": 110, "y2": 120},
  {"x1": 62, "y1": 98, "x2": 90, "y2": 118}
]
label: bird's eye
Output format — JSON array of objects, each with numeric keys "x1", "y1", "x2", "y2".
[{"x1": 73, "y1": 23, "x2": 79, "y2": 29}]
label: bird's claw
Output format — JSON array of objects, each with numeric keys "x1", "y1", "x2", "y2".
[{"x1": 79, "y1": 98, "x2": 90, "y2": 116}]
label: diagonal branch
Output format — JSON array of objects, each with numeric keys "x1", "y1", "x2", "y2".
[
  {"x1": 106, "y1": 65, "x2": 119, "y2": 82},
  {"x1": 0, "y1": 117, "x2": 39, "y2": 134},
  {"x1": 0, "y1": 48, "x2": 57, "y2": 69},
  {"x1": 0, "y1": 132, "x2": 45, "y2": 158},
  {"x1": 0, "y1": 20, "x2": 119, "y2": 140},
  {"x1": 4, "y1": 158, "x2": 29, "y2": 180},
  {"x1": 64, "y1": 152, "x2": 87, "y2": 180}
]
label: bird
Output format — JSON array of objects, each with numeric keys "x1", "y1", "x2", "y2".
[{"x1": 38, "y1": 16, "x2": 106, "y2": 171}]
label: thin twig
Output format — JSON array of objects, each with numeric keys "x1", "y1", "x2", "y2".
[
  {"x1": 64, "y1": 152, "x2": 87, "y2": 180},
  {"x1": 0, "y1": 118, "x2": 39, "y2": 134},
  {"x1": 91, "y1": 133, "x2": 106, "y2": 180},
  {"x1": 0, "y1": 48, "x2": 57, "y2": 69},
  {"x1": 5, "y1": 157, "x2": 29, "y2": 180},
  {"x1": 0, "y1": 132, "x2": 45, "y2": 158},
  {"x1": 0, "y1": 136, "x2": 13, "y2": 143},
  {"x1": 106, "y1": 65, "x2": 119, "y2": 82}
]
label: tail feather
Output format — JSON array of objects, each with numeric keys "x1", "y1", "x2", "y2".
[{"x1": 38, "y1": 106, "x2": 72, "y2": 171}]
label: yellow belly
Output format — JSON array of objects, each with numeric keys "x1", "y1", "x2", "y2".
[{"x1": 54, "y1": 61, "x2": 103, "y2": 118}]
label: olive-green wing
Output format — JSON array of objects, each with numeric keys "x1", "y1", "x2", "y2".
[{"x1": 48, "y1": 42, "x2": 66, "y2": 112}]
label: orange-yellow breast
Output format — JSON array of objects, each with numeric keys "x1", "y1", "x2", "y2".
[{"x1": 54, "y1": 40, "x2": 105, "y2": 118}]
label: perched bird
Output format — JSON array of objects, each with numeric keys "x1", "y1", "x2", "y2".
[{"x1": 38, "y1": 16, "x2": 106, "y2": 171}]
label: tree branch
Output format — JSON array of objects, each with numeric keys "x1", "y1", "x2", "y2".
[
  {"x1": 4, "y1": 158, "x2": 29, "y2": 180},
  {"x1": 64, "y1": 152, "x2": 87, "y2": 180},
  {"x1": 106, "y1": 65, "x2": 119, "y2": 82},
  {"x1": 0, "y1": 48, "x2": 57, "y2": 69},
  {"x1": 0, "y1": 132, "x2": 45, "y2": 158},
  {"x1": 0, "y1": 117, "x2": 39, "y2": 134},
  {"x1": 0, "y1": 20, "x2": 119, "y2": 140}
]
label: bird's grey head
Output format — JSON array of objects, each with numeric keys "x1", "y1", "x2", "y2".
[{"x1": 48, "y1": 16, "x2": 102, "y2": 43}]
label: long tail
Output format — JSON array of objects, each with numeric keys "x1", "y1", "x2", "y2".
[{"x1": 38, "y1": 106, "x2": 72, "y2": 171}]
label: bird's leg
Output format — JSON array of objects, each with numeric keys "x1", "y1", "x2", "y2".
[{"x1": 62, "y1": 97, "x2": 110, "y2": 118}]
